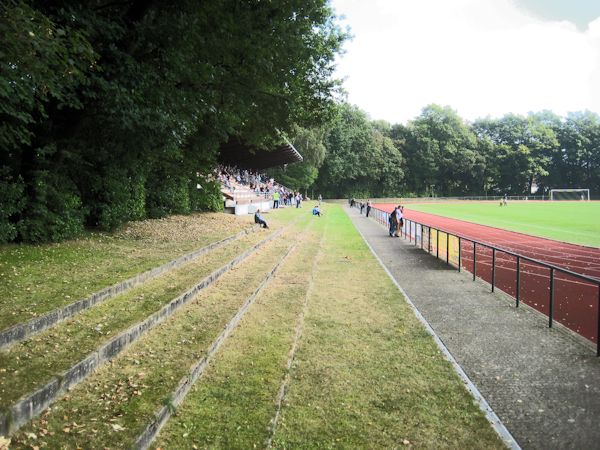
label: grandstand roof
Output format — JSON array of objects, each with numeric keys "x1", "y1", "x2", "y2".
[{"x1": 218, "y1": 138, "x2": 303, "y2": 170}]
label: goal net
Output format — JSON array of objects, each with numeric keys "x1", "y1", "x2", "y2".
[{"x1": 549, "y1": 189, "x2": 590, "y2": 201}]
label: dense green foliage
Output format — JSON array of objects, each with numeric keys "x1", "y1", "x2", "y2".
[
  {"x1": 313, "y1": 104, "x2": 600, "y2": 200},
  {"x1": 314, "y1": 104, "x2": 404, "y2": 198},
  {"x1": 3, "y1": 0, "x2": 598, "y2": 243},
  {"x1": 268, "y1": 125, "x2": 327, "y2": 191},
  {"x1": 1, "y1": 0, "x2": 346, "y2": 242}
]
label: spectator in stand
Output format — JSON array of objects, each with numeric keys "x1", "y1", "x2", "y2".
[{"x1": 254, "y1": 209, "x2": 268, "y2": 228}]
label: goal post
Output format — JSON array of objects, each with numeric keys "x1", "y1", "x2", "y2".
[{"x1": 549, "y1": 188, "x2": 590, "y2": 201}]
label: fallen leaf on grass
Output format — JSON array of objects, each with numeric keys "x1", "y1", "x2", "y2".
[{"x1": 111, "y1": 423, "x2": 126, "y2": 432}]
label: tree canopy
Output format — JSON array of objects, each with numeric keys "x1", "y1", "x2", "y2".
[
  {"x1": 1, "y1": 0, "x2": 347, "y2": 242},
  {"x1": 312, "y1": 104, "x2": 599, "y2": 201},
  {"x1": 2, "y1": 1, "x2": 599, "y2": 245}
]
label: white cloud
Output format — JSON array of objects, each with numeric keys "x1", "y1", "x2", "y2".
[{"x1": 332, "y1": 0, "x2": 600, "y2": 123}]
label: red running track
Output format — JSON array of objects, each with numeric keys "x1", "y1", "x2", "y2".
[{"x1": 375, "y1": 204, "x2": 600, "y2": 344}]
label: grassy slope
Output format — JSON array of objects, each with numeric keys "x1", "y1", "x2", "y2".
[
  {"x1": 8, "y1": 206, "x2": 505, "y2": 448},
  {"x1": 0, "y1": 213, "x2": 254, "y2": 330},
  {"x1": 406, "y1": 202, "x2": 600, "y2": 247},
  {"x1": 271, "y1": 206, "x2": 503, "y2": 448},
  {"x1": 0, "y1": 231, "x2": 270, "y2": 406},
  {"x1": 157, "y1": 205, "x2": 504, "y2": 449},
  {"x1": 11, "y1": 226, "x2": 297, "y2": 449}
]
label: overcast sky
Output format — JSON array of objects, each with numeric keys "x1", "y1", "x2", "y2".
[{"x1": 331, "y1": 0, "x2": 600, "y2": 124}]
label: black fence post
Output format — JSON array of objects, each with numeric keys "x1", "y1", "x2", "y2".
[
  {"x1": 516, "y1": 256, "x2": 520, "y2": 308},
  {"x1": 446, "y1": 233, "x2": 449, "y2": 265},
  {"x1": 549, "y1": 268, "x2": 554, "y2": 328},
  {"x1": 421, "y1": 224, "x2": 424, "y2": 250},
  {"x1": 436, "y1": 230, "x2": 439, "y2": 259},
  {"x1": 492, "y1": 248, "x2": 496, "y2": 292},
  {"x1": 473, "y1": 242, "x2": 477, "y2": 281}
]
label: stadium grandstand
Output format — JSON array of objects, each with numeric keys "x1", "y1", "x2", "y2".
[{"x1": 216, "y1": 138, "x2": 302, "y2": 215}]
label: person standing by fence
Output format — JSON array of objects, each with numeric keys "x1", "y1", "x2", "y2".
[
  {"x1": 395, "y1": 205, "x2": 403, "y2": 236},
  {"x1": 366, "y1": 200, "x2": 371, "y2": 217},
  {"x1": 389, "y1": 206, "x2": 398, "y2": 237}
]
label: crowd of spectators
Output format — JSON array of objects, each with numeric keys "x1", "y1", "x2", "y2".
[
  {"x1": 217, "y1": 164, "x2": 273, "y2": 195},
  {"x1": 217, "y1": 164, "x2": 303, "y2": 207}
]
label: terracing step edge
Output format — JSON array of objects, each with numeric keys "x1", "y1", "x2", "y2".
[
  {"x1": 0, "y1": 227, "x2": 283, "y2": 437},
  {"x1": 0, "y1": 226, "x2": 258, "y2": 351}
]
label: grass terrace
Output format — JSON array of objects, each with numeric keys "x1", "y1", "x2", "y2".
[
  {"x1": 6, "y1": 205, "x2": 505, "y2": 448},
  {"x1": 0, "y1": 213, "x2": 254, "y2": 331}
]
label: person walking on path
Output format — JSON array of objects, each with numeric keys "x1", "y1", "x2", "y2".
[{"x1": 366, "y1": 200, "x2": 371, "y2": 217}]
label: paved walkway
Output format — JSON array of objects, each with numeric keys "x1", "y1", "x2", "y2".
[{"x1": 346, "y1": 206, "x2": 600, "y2": 450}]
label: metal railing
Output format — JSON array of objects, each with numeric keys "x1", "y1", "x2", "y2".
[{"x1": 362, "y1": 205, "x2": 600, "y2": 356}]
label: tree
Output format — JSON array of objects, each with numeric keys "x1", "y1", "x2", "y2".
[
  {"x1": 472, "y1": 114, "x2": 558, "y2": 195},
  {"x1": 405, "y1": 105, "x2": 482, "y2": 196},
  {"x1": 0, "y1": 0, "x2": 347, "y2": 242},
  {"x1": 268, "y1": 125, "x2": 327, "y2": 191},
  {"x1": 315, "y1": 103, "x2": 404, "y2": 198},
  {"x1": 549, "y1": 111, "x2": 600, "y2": 194}
]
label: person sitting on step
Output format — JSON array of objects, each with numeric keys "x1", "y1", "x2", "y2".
[{"x1": 254, "y1": 209, "x2": 269, "y2": 228}]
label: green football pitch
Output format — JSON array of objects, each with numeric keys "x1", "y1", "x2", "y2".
[{"x1": 405, "y1": 201, "x2": 600, "y2": 248}]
